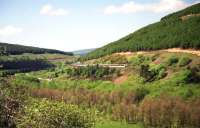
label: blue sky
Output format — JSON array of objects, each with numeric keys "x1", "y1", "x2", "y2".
[{"x1": 0, "y1": 0, "x2": 199, "y2": 51}]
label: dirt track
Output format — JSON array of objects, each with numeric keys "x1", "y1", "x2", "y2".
[
  {"x1": 162, "y1": 48, "x2": 200, "y2": 56},
  {"x1": 113, "y1": 74, "x2": 129, "y2": 85},
  {"x1": 115, "y1": 48, "x2": 200, "y2": 57}
]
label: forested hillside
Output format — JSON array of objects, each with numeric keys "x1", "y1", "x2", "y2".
[
  {"x1": 83, "y1": 3, "x2": 200, "y2": 60},
  {"x1": 0, "y1": 56, "x2": 54, "y2": 76},
  {"x1": 0, "y1": 42, "x2": 73, "y2": 55}
]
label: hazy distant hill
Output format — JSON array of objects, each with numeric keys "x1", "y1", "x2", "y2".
[
  {"x1": 73, "y1": 48, "x2": 96, "y2": 55},
  {"x1": 83, "y1": 3, "x2": 200, "y2": 60},
  {"x1": 0, "y1": 42, "x2": 73, "y2": 55}
]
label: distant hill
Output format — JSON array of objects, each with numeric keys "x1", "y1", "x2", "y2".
[
  {"x1": 0, "y1": 42, "x2": 73, "y2": 55},
  {"x1": 73, "y1": 48, "x2": 96, "y2": 55},
  {"x1": 83, "y1": 3, "x2": 200, "y2": 60}
]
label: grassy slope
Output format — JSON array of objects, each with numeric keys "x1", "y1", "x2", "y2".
[
  {"x1": 11, "y1": 52, "x2": 200, "y2": 128},
  {"x1": 83, "y1": 3, "x2": 200, "y2": 60},
  {"x1": 13, "y1": 51, "x2": 200, "y2": 98}
]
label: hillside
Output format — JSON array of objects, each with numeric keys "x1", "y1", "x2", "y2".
[
  {"x1": 83, "y1": 3, "x2": 200, "y2": 60},
  {"x1": 10, "y1": 51, "x2": 200, "y2": 128},
  {"x1": 0, "y1": 42, "x2": 73, "y2": 55}
]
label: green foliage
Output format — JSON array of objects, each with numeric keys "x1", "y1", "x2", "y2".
[
  {"x1": 161, "y1": 3, "x2": 200, "y2": 21},
  {"x1": 139, "y1": 65, "x2": 154, "y2": 82},
  {"x1": 165, "y1": 55, "x2": 179, "y2": 66},
  {"x1": 157, "y1": 68, "x2": 167, "y2": 79},
  {"x1": 188, "y1": 65, "x2": 200, "y2": 83},
  {"x1": 130, "y1": 55, "x2": 151, "y2": 66},
  {"x1": 83, "y1": 3, "x2": 200, "y2": 60},
  {"x1": 134, "y1": 87, "x2": 149, "y2": 103},
  {"x1": 178, "y1": 56, "x2": 192, "y2": 67},
  {"x1": 0, "y1": 46, "x2": 7, "y2": 56},
  {"x1": 25, "y1": 76, "x2": 40, "y2": 84},
  {"x1": 139, "y1": 64, "x2": 167, "y2": 82},
  {"x1": 0, "y1": 79, "x2": 29, "y2": 128},
  {"x1": 183, "y1": 88, "x2": 194, "y2": 99},
  {"x1": 149, "y1": 64, "x2": 167, "y2": 79},
  {"x1": 169, "y1": 69, "x2": 192, "y2": 85},
  {"x1": 17, "y1": 99, "x2": 95, "y2": 128},
  {"x1": 2, "y1": 51, "x2": 200, "y2": 128},
  {"x1": 66, "y1": 65, "x2": 118, "y2": 79},
  {"x1": 0, "y1": 56, "x2": 54, "y2": 76},
  {"x1": 98, "y1": 54, "x2": 128, "y2": 64}
]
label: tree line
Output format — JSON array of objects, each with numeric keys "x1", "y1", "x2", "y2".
[
  {"x1": 0, "y1": 42, "x2": 73, "y2": 55},
  {"x1": 0, "y1": 57, "x2": 54, "y2": 76},
  {"x1": 66, "y1": 65, "x2": 119, "y2": 79}
]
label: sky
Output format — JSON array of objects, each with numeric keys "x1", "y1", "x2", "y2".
[{"x1": 0, "y1": 0, "x2": 199, "y2": 51}]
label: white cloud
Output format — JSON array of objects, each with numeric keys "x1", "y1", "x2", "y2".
[
  {"x1": 0, "y1": 25, "x2": 23, "y2": 37},
  {"x1": 103, "y1": 0, "x2": 198, "y2": 15},
  {"x1": 40, "y1": 4, "x2": 69, "y2": 16}
]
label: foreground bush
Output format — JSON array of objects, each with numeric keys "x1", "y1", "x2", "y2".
[
  {"x1": 0, "y1": 79, "x2": 29, "y2": 128},
  {"x1": 17, "y1": 99, "x2": 95, "y2": 128}
]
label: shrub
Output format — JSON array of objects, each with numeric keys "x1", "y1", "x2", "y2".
[
  {"x1": 139, "y1": 64, "x2": 155, "y2": 82},
  {"x1": 187, "y1": 66, "x2": 200, "y2": 83},
  {"x1": 66, "y1": 65, "x2": 117, "y2": 79},
  {"x1": 99, "y1": 54, "x2": 128, "y2": 64},
  {"x1": 150, "y1": 64, "x2": 167, "y2": 80},
  {"x1": 184, "y1": 89, "x2": 194, "y2": 99},
  {"x1": 112, "y1": 103, "x2": 138, "y2": 123},
  {"x1": 165, "y1": 55, "x2": 179, "y2": 66},
  {"x1": 131, "y1": 55, "x2": 150, "y2": 66},
  {"x1": 157, "y1": 68, "x2": 167, "y2": 79},
  {"x1": 0, "y1": 80, "x2": 29, "y2": 128},
  {"x1": 178, "y1": 56, "x2": 192, "y2": 67},
  {"x1": 139, "y1": 64, "x2": 167, "y2": 82},
  {"x1": 134, "y1": 87, "x2": 149, "y2": 103},
  {"x1": 170, "y1": 69, "x2": 192, "y2": 85},
  {"x1": 17, "y1": 99, "x2": 95, "y2": 128}
]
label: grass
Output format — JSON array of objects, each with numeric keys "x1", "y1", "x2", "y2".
[
  {"x1": 12, "y1": 52, "x2": 200, "y2": 99},
  {"x1": 13, "y1": 69, "x2": 200, "y2": 99},
  {"x1": 95, "y1": 120, "x2": 143, "y2": 128}
]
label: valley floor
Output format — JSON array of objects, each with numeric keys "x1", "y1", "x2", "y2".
[{"x1": 1, "y1": 50, "x2": 200, "y2": 128}]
